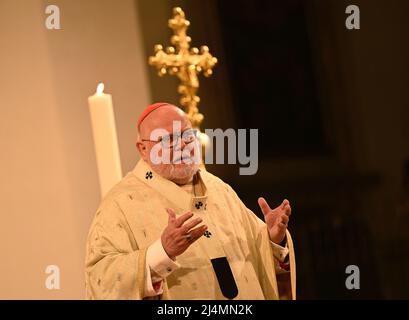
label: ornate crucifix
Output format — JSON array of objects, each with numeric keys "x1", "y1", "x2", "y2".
[{"x1": 149, "y1": 7, "x2": 218, "y2": 129}]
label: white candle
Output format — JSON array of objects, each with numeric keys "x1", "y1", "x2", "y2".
[{"x1": 88, "y1": 83, "x2": 123, "y2": 198}]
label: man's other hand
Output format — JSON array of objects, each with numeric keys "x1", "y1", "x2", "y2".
[{"x1": 258, "y1": 197, "x2": 291, "y2": 245}]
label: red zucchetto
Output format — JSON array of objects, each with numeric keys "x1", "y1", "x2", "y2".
[{"x1": 136, "y1": 102, "x2": 170, "y2": 131}]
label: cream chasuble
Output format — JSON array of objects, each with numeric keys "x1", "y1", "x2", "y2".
[{"x1": 85, "y1": 159, "x2": 296, "y2": 300}]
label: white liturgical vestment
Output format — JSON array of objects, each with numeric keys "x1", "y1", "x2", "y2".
[{"x1": 85, "y1": 159, "x2": 296, "y2": 299}]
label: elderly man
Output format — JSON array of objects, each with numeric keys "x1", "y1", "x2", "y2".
[{"x1": 85, "y1": 103, "x2": 296, "y2": 300}]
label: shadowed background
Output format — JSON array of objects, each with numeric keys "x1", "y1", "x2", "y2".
[{"x1": 0, "y1": 0, "x2": 408, "y2": 299}]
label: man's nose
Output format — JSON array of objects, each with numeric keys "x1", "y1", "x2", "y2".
[{"x1": 174, "y1": 136, "x2": 186, "y2": 150}]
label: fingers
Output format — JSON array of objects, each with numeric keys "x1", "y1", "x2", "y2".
[
  {"x1": 276, "y1": 214, "x2": 289, "y2": 230},
  {"x1": 166, "y1": 208, "x2": 176, "y2": 224},
  {"x1": 281, "y1": 214, "x2": 289, "y2": 225},
  {"x1": 181, "y1": 217, "x2": 203, "y2": 233},
  {"x1": 174, "y1": 211, "x2": 194, "y2": 227},
  {"x1": 166, "y1": 209, "x2": 206, "y2": 235},
  {"x1": 187, "y1": 225, "x2": 208, "y2": 243},
  {"x1": 281, "y1": 199, "x2": 290, "y2": 208},
  {"x1": 278, "y1": 223, "x2": 287, "y2": 230},
  {"x1": 258, "y1": 197, "x2": 271, "y2": 216},
  {"x1": 282, "y1": 199, "x2": 291, "y2": 216},
  {"x1": 259, "y1": 197, "x2": 292, "y2": 217}
]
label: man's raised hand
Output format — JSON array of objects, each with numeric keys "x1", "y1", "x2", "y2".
[
  {"x1": 161, "y1": 208, "x2": 208, "y2": 260},
  {"x1": 258, "y1": 197, "x2": 291, "y2": 245}
]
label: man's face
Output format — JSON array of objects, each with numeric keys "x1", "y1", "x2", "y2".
[{"x1": 137, "y1": 105, "x2": 200, "y2": 185}]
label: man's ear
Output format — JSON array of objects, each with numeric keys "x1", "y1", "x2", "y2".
[{"x1": 136, "y1": 141, "x2": 148, "y2": 160}]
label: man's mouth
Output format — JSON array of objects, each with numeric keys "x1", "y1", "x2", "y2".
[{"x1": 173, "y1": 155, "x2": 191, "y2": 164}]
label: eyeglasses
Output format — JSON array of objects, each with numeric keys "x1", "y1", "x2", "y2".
[{"x1": 142, "y1": 128, "x2": 198, "y2": 148}]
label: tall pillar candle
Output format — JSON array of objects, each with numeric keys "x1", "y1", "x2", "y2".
[{"x1": 88, "y1": 83, "x2": 123, "y2": 197}]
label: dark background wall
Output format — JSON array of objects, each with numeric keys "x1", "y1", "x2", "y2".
[{"x1": 137, "y1": 0, "x2": 409, "y2": 299}]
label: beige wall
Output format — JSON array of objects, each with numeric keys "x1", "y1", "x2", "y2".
[{"x1": 0, "y1": 0, "x2": 150, "y2": 298}]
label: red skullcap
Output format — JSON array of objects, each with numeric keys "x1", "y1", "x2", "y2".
[{"x1": 137, "y1": 102, "x2": 170, "y2": 130}]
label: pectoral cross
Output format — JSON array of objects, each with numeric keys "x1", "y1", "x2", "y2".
[{"x1": 149, "y1": 7, "x2": 218, "y2": 129}]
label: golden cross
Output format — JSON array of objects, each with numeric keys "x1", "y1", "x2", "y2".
[{"x1": 149, "y1": 7, "x2": 217, "y2": 129}]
